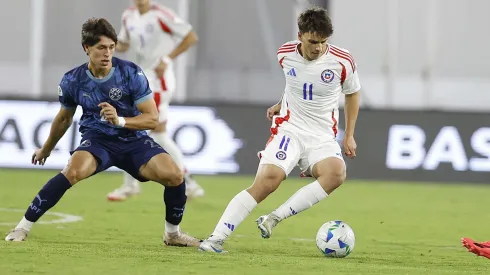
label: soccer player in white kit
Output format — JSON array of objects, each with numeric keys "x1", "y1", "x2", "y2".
[
  {"x1": 199, "y1": 7, "x2": 361, "y2": 252},
  {"x1": 108, "y1": 0, "x2": 205, "y2": 201}
]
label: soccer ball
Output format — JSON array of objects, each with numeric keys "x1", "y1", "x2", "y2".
[{"x1": 315, "y1": 220, "x2": 355, "y2": 258}]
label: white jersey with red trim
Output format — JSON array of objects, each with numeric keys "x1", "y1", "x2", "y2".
[
  {"x1": 118, "y1": 3, "x2": 192, "y2": 72},
  {"x1": 272, "y1": 40, "x2": 361, "y2": 140}
]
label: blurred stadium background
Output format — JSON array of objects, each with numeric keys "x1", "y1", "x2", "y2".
[{"x1": 1, "y1": 0, "x2": 490, "y2": 274}]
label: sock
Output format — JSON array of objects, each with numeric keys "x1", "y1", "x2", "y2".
[
  {"x1": 208, "y1": 190, "x2": 257, "y2": 241},
  {"x1": 151, "y1": 132, "x2": 185, "y2": 171},
  {"x1": 164, "y1": 180, "x2": 187, "y2": 228},
  {"x1": 165, "y1": 221, "x2": 180, "y2": 233},
  {"x1": 271, "y1": 180, "x2": 328, "y2": 221},
  {"x1": 123, "y1": 172, "x2": 139, "y2": 189},
  {"x1": 24, "y1": 173, "x2": 72, "y2": 223},
  {"x1": 15, "y1": 217, "x2": 34, "y2": 231}
]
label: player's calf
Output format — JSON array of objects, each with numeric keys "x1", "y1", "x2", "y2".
[
  {"x1": 139, "y1": 153, "x2": 202, "y2": 244},
  {"x1": 5, "y1": 151, "x2": 97, "y2": 242},
  {"x1": 200, "y1": 165, "x2": 285, "y2": 252},
  {"x1": 254, "y1": 158, "x2": 344, "y2": 238}
]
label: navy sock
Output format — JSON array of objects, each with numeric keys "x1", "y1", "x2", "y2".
[
  {"x1": 164, "y1": 180, "x2": 187, "y2": 225},
  {"x1": 24, "y1": 173, "x2": 72, "y2": 222}
]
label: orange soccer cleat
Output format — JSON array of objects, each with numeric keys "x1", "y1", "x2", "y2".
[{"x1": 461, "y1": 237, "x2": 490, "y2": 259}]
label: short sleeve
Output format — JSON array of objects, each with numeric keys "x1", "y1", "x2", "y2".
[
  {"x1": 154, "y1": 6, "x2": 192, "y2": 38},
  {"x1": 58, "y1": 76, "x2": 77, "y2": 109},
  {"x1": 118, "y1": 11, "x2": 131, "y2": 43},
  {"x1": 131, "y1": 69, "x2": 153, "y2": 105},
  {"x1": 342, "y1": 68, "x2": 361, "y2": 94}
]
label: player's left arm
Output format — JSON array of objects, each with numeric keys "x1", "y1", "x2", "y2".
[
  {"x1": 100, "y1": 68, "x2": 159, "y2": 130},
  {"x1": 342, "y1": 65, "x2": 361, "y2": 158},
  {"x1": 166, "y1": 30, "x2": 198, "y2": 60},
  {"x1": 99, "y1": 98, "x2": 158, "y2": 131},
  {"x1": 157, "y1": 12, "x2": 198, "y2": 68},
  {"x1": 125, "y1": 98, "x2": 159, "y2": 130}
]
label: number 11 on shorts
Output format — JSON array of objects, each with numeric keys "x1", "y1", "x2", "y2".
[{"x1": 303, "y1": 83, "x2": 313, "y2": 100}]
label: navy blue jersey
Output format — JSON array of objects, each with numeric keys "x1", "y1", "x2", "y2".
[{"x1": 58, "y1": 57, "x2": 153, "y2": 141}]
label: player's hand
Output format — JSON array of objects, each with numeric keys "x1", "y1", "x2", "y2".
[
  {"x1": 98, "y1": 102, "x2": 119, "y2": 125},
  {"x1": 343, "y1": 135, "x2": 357, "y2": 159},
  {"x1": 266, "y1": 104, "x2": 281, "y2": 121},
  {"x1": 154, "y1": 60, "x2": 168, "y2": 78},
  {"x1": 32, "y1": 148, "x2": 51, "y2": 166}
]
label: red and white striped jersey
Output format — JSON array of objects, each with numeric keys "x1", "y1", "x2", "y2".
[
  {"x1": 272, "y1": 40, "x2": 361, "y2": 139},
  {"x1": 118, "y1": 3, "x2": 192, "y2": 72}
]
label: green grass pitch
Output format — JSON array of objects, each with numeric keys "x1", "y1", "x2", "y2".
[{"x1": 0, "y1": 169, "x2": 489, "y2": 274}]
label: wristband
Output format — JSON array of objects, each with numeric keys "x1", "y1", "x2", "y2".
[
  {"x1": 117, "y1": 116, "x2": 126, "y2": 127},
  {"x1": 161, "y1": 56, "x2": 173, "y2": 66}
]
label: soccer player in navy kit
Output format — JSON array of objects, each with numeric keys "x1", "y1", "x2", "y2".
[{"x1": 5, "y1": 18, "x2": 201, "y2": 247}]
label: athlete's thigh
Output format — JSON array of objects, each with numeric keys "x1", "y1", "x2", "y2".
[
  {"x1": 138, "y1": 152, "x2": 182, "y2": 185},
  {"x1": 64, "y1": 136, "x2": 114, "y2": 184},
  {"x1": 116, "y1": 136, "x2": 177, "y2": 184},
  {"x1": 258, "y1": 131, "x2": 302, "y2": 177},
  {"x1": 301, "y1": 140, "x2": 346, "y2": 178}
]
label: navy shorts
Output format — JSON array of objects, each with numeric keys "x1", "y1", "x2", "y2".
[{"x1": 71, "y1": 132, "x2": 167, "y2": 182}]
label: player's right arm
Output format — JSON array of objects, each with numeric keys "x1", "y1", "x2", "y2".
[
  {"x1": 116, "y1": 10, "x2": 131, "y2": 53},
  {"x1": 267, "y1": 94, "x2": 283, "y2": 120},
  {"x1": 267, "y1": 42, "x2": 296, "y2": 120},
  {"x1": 32, "y1": 81, "x2": 77, "y2": 165}
]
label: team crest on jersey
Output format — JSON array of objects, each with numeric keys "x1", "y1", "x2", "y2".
[
  {"x1": 321, "y1": 69, "x2": 335, "y2": 83},
  {"x1": 276, "y1": 151, "x2": 287, "y2": 160},
  {"x1": 146, "y1": 24, "x2": 154, "y2": 33},
  {"x1": 57, "y1": 85, "x2": 62, "y2": 96},
  {"x1": 109, "y1": 88, "x2": 123, "y2": 101}
]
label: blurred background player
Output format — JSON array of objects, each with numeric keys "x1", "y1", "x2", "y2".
[
  {"x1": 5, "y1": 18, "x2": 201, "y2": 246},
  {"x1": 199, "y1": 7, "x2": 361, "y2": 252},
  {"x1": 108, "y1": 0, "x2": 204, "y2": 201}
]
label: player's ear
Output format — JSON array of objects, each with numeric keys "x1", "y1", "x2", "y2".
[
  {"x1": 297, "y1": 32, "x2": 302, "y2": 41},
  {"x1": 83, "y1": 44, "x2": 89, "y2": 56}
]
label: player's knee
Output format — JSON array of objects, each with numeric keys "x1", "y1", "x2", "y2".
[
  {"x1": 61, "y1": 168, "x2": 84, "y2": 185},
  {"x1": 262, "y1": 172, "x2": 283, "y2": 193},
  {"x1": 162, "y1": 167, "x2": 183, "y2": 187},
  {"x1": 332, "y1": 169, "x2": 346, "y2": 186},
  {"x1": 248, "y1": 170, "x2": 283, "y2": 202},
  {"x1": 322, "y1": 169, "x2": 346, "y2": 191}
]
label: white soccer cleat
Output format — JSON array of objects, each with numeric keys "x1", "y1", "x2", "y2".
[
  {"x1": 5, "y1": 228, "x2": 29, "y2": 242},
  {"x1": 198, "y1": 239, "x2": 227, "y2": 253},
  {"x1": 256, "y1": 214, "x2": 280, "y2": 239},
  {"x1": 185, "y1": 178, "x2": 205, "y2": 199},
  {"x1": 163, "y1": 231, "x2": 202, "y2": 247},
  {"x1": 107, "y1": 184, "x2": 141, "y2": 202}
]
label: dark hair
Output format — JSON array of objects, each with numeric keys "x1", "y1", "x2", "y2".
[
  {"x1": 297, "y1": 7, "x2": 333, "y2": 38},
  {"x1": 81, "y1": 18, "x2": 118, "y2": 48}
]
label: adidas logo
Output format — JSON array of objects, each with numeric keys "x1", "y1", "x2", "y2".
[
  {"x1": 224, "y1": 223, "x2": 235, "y2": 231},
  {"x1": 287, "y1": 68, "x2": 296, "y2": 77}
]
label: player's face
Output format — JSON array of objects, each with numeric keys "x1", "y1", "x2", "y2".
[
  {"x1": 134, "y1": 0, "x2": 151, "y2": 12},
  {"x1": 85, "y1": 36, "x2": 115, "y2": 69},
  {"x1": 298, "y1": 32, "x2": 328, "y2": 61}
]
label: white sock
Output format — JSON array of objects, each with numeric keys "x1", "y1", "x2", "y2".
[
  {"x1": 271, "y1": 180, "x2": 328, "y2": 221},
  {"x1": 151, "y1": 132, "x2": 185, "y2": 171},
  {"x1": 165, "y1": 221, "x2": 180, "y2": 234},
  {"x1": 209, "y1": 190, "x2": 257, "y2": 241},
  {"x1": 123, "y1": 172, "x2": 139, "y2": 189},
  {"x1": 15, "y1": 217, "x2": 34, "y2": 232}
]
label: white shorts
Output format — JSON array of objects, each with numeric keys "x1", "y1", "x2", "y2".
[
  {"x1": 258, "y1": 129, "x2": 344, "y2": 176},
  {"x1": 145, "y1": 66, "x2": 176, "y2": 122}
]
